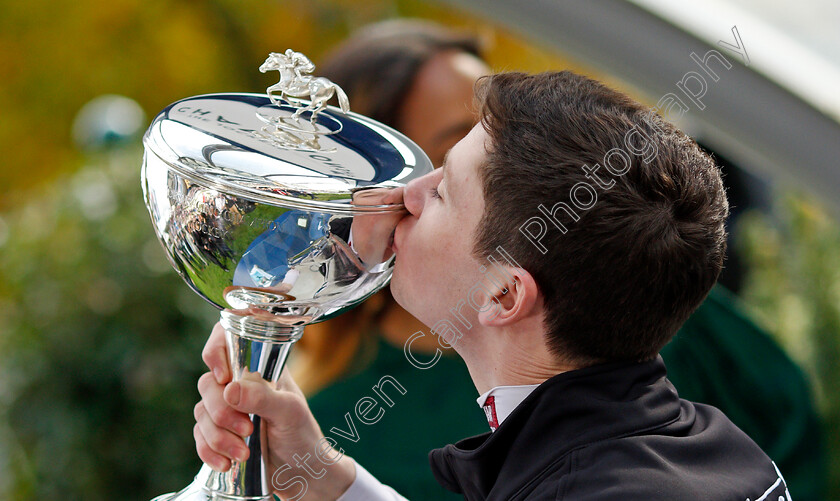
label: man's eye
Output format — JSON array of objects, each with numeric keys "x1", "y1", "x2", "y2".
[{"x1": 430, "y1": 187, "x2": 442, "y2": 200}]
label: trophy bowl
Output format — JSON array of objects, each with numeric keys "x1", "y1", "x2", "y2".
[{"x1": 141, "y1": 51, "x2": 432, "y2": 501}]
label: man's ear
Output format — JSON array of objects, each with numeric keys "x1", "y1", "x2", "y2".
[{"x1": 477, "y1": 268, "x2": 540, "y2": 327}]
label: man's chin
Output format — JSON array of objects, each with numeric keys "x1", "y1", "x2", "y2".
[
  {"x1": 389, "y1": 273, "x2": 418, "y2": 317},
  {"x1": 389, "y1": 273, "x2": 407, "y2": 307}
]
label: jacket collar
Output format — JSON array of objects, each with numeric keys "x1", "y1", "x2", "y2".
[{"x1": 429, "y1": 356, "x2": 681, "y2": 498}]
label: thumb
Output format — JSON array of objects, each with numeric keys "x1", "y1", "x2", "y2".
[{"x1": 223, "y1": 372, "x2": 308, "y2": 426}]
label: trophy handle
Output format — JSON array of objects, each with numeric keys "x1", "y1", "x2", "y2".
[{"x1": 153, "y1": 311, "x2": 303, "y2": 501}]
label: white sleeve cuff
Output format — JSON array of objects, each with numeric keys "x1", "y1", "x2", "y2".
[{"x1": 336, "y1": 460, "x2": 409, "y2": 501}]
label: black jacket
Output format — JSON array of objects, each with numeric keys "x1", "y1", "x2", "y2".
[{"x1": 429, "y1": 357, "x2": 790, "y2": 500}]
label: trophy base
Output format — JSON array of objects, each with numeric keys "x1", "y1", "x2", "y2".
[{"x1": 152, "y1": 465, "x2": 273, "y2": 501}]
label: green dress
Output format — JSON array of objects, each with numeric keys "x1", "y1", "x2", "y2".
[
  {"x1": 308, "y1": 285, "x2": 825, "y2": 500},
  {"x1": 307, "y1": 336, "x2": 485, "y2": 500}
]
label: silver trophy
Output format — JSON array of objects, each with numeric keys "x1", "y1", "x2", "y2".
[{"x1": 141, "y1": 50, "x2": 432, "y2": 501}]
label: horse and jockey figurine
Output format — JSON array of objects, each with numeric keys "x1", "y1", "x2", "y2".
[{"x1": 259, "y1": 49, "x2": 350, "y2": 125}]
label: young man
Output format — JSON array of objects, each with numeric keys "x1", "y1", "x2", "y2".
[{"x1": 194, "y1": 71, "x2": 791, "y2": 500}]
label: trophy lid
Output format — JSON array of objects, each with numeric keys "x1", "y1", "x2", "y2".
[{"x1": 143, "y1": 53, "x2": 432, "y2": 214}]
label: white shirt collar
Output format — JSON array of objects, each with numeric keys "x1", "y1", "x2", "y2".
[{"x1": 476, "y1": 384, "x2": 541, "y2": 432}]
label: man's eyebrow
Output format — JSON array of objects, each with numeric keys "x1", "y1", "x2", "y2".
[
  {"x1": 440, "y1": 150, "x2": 452, "y2": 187},
  {"x1": 439, "y1": 150, "x2": 454, "y2": 200},
  {"x1": 440, "y1": 149, "x2": 451, "y2": 171}
]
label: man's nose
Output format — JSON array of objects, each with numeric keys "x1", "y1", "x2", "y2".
[
  {"x1": 403, "y1": 176, "x2": 425, "y2": 216},
  {"x1": 403, "y1": 169, "x2": 439, "y2": 216}
]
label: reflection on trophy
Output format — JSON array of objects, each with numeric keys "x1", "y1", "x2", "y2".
[{"x1": 141, "y1": 50, "x2": 432, "y2": 501}]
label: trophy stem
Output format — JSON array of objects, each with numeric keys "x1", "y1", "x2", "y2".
[{"x1": 152, "y1": 311, "x2": 303, "y2": 501}]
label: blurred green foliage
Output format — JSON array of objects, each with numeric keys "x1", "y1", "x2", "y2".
[
  {"x1": 0, "y1": 0, "x2": 388, "y2": 205},
  {"x1": 738, "y1": 194, "x2": 840, "y2": 499},
  {"x1": 0, "y1": 146, "x2": 218, "y2": 499}
]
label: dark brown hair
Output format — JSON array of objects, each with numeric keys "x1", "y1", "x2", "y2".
[{"x1": 473, "y1": 71, "x2": 729, "y2": 364}]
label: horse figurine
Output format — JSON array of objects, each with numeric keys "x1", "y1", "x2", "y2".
[{"x1": 259, "y1": 50, "x2": 350, "y2": 125}]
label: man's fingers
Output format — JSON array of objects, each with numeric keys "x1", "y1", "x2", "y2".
[
  {"x1": 202, "y1": 322, "x2": 230, "y2": 384},
  {"x1": 194, "y1": 423, "x2": 233, "y2": 472},
  {"x1": 195, "y1": 402, "x2": 250, "y2": 465},
  {"x1": 383, "y1": 186, "x2": 404, "y2": 205},
  {"x1": 196, "y1": 373, "x2": 253, "y2": 437}
]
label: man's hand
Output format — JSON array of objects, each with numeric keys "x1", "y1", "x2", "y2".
[
  {"x1": 349, "y1": 187, "x2": 405, "y2": 267},
  {"x1": 194, "y1": 322, "x2": 356, "y2": 500}
]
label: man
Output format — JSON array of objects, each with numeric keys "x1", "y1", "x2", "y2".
[{"x1": 193, "y1": 71, "x2": 791, "y2": 499}]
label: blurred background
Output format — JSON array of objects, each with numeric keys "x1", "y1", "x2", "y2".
[{"x1": 0, "y1": 0, "x2": 838, "y2": 499}]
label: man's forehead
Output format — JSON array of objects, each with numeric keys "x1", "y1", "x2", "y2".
[
  {"x1": 442, "y1": 123, "x2": 486, "y2": 173},
  {"x1": 440, "y1": 127, "x2": 490, "y2": 210}
]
